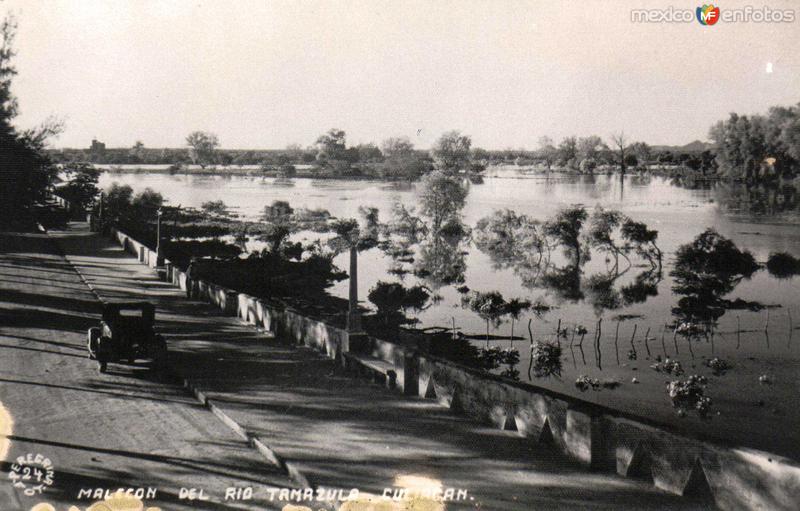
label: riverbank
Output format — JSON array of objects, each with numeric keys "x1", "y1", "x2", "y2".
[{"x1": 95, "y1": 163, "x2": 412, "y2": 181}]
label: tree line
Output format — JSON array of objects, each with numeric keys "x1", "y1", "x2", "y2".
[{"x1": 0, "y1": 15, "x2": 62, "y2": 227}]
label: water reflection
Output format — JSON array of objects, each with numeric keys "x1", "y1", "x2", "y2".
[
  {"x1": 472, "y1": 207, "x2": 664, "y2": 314},
  {"x1": 682, "y1": 179, "x2": 800, "y2": 219}
]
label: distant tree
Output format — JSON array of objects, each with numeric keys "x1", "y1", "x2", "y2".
[
  {"x1": 231, "y1": 151, "x2": 254, "y2": 166},
  {"x1": 657, "y1": 150, "x2": 675, "y2": 164},
  {"x1": 537, "y1": 136, "x2": 557, "y2": 170},
  {"x1": 379, "y1": 155, "x2": 427, "y2": 181},
  {"x1": 279, "y1": 164, "x2": 297, "y2": 177},
  {"x1": 186, "y1": 131, "x2": 219, "y2": 168},
  {"x1": 381, "y1": 136, "x2": 415, "y2": 158},
  {"x1": 610, "y1": 132, "x2": 630, "y2": 175},
  {"x1": 217, "y1": 151, "x2": 234, "y2": 166},
  {"x1": 577, "y1": 135, "x2": 605, "y2": 162},
  {"x1": 431, "y1": 130, "x2": 471, "y2": 172},
  {"x1": 285, "y1": 143, "x2": 303, "y2": 158},
  {"x1": 355, "y1": 143, "x2": 382, "y2": 162},
  {"x1": 579, "y1": 157, "x2": 597, "y2": 173},
  {"x1": 557, "y1": 136, "x2": 578, "y2": 168},
  {"x1": 776, "y1": 105, "x2": 800, "y2": 163},
  {"x1": 630, "y1": 141, "x2": 652, "y2": 167},
  {"x1": 200, "y1": 200, "x2": 231, "y2": 217},
  {"x1": 471, "y1": 147, "x2": 490, "y2": 162},
  {"x1": 315, "y1": 128, "x2": 347, "y2": 160},
  {"x1": 129, "y1": 140, "x2": 145, "y2": 162}
]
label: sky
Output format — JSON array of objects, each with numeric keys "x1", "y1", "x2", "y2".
[{"x1": 5, "y1": 0, "x2": 800, "y2": 150}]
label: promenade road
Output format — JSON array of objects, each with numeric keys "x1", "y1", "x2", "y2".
[{"x1": 3, "y1": 222, "x2": 702, "y2": 510}]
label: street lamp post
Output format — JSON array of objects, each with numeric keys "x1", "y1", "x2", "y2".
[
  {"x1": 156, "y1": 208, "x2": 163, "y2": 265},
  {"x1": 347, "y1": 245, "x2": 362, "y2": 333}
]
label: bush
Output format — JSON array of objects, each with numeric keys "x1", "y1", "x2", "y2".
[
  {"x1": 163, "y1": 239, "x2": 241, "y2": 268},
  {"x1": 530, "y1": 341, "x2": 562, "y2": 377},
  {"x1": 766, "y1": 252, "x2": 800, "y2": 279}
]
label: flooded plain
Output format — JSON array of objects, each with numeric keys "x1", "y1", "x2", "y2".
[{"x1": 99, "y1": 169, "x2": 800, "y2": 458}]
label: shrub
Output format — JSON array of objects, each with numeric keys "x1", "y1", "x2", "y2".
[{"x1": 766, "y1": 252, "x2": 800, "y2": 279}]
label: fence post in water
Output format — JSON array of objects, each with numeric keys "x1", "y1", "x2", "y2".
[
  {"x1": 736, "y1": 315, "x2": 741, "y2": 349},
  {"x1": 673, "y1": 324, "x2": 679, "y2": 354},
  {"x1": 555, "y1": 318, "x2": 562, "y2": 346},
  {"x1": 643, "y1": 327, "x2": 651, "y2": 358},
  {"x1": 527, "y1": 318, "x2": 533, "y2": 345},
  {"x1": 629, "y1": 324, "x2": 638, "y2": 359},
  {"x1": 594, "y1": 318, "x2": 602, "y2": 369}
]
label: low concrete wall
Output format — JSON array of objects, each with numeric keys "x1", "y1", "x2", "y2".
[
  {"x1": 107, "y1": 226, "x2": 800, "y2": 510},
  {"x1": 412, "y1": 354, "x2": 800, "y2": 510}
]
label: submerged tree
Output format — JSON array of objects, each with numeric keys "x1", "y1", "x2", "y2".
[
  {"x1": 431, "y1": 130, "x2": 472, "y2": 172},
  {"x1": 610, "y1": 132, "x2": 630, "y2": 175},
  {"x1": 368, "y1": 281, "x2": 430, "y2": 329},
  {"x1": 621, "y1": 218, "x2": 663, "y2": 270},
  {"x1": 462, "y1": 291, "x2": 509, "y2": 346},
  {"x1": 505, "y1": 297, "x2": 532, "y2": 343},
  {"x1": 418, "y1": 170, "x2": 469, "y2": 232},
  {"x1": 671, "y1": 229, "x2": 759, "y2": 329},
  {"x1": 584, "y1": 207, "x2": 629, "y2": 271},
  {"x1": 543, "y1": 205, "x2": 589, "y2": 266}
]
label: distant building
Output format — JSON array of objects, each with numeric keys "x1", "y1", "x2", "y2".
[{"x1": 90, "y1": 139, "x2": 106, "y2": 152}]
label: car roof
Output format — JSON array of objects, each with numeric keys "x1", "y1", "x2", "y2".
[{"x1": 101, "y1": 301, "x2": 154, "y2": 309}]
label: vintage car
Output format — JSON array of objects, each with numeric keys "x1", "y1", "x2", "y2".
[{"x1": 87, "y1": 302, "x2": 168, "y2": 373}]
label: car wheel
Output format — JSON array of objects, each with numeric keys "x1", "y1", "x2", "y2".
[{"x1": 87, "y1": 327, "x2": 100, "y2": 360}]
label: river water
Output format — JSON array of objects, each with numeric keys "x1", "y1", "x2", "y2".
[{"x1": 99, "y1": 168, "x2": 800, "y2": 458}]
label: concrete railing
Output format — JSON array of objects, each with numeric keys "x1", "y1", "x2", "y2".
[
  {"x1": 106, "y1": 226, "x2": 800, "y2": 510},
  {"x1": 108, "y1": 227, "x2": 351, "y2": 359}
]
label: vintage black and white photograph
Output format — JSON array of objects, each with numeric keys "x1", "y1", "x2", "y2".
[{"x1": 0, "y1": 1, "x2": 799, "y2": 509}]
